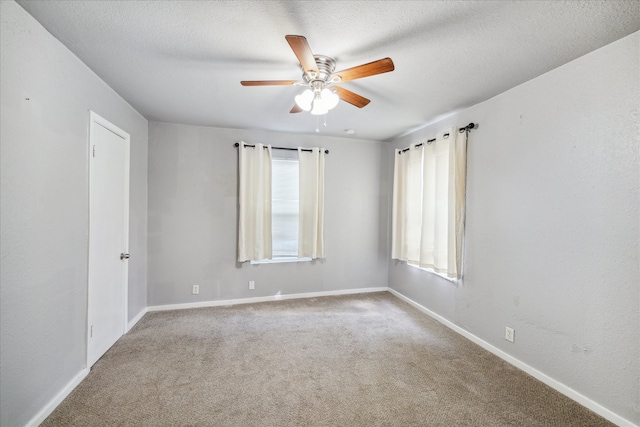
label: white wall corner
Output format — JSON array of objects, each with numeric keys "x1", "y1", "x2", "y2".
[{"x1": 127, "y1": 307, "x2": 148, "y2": 332}]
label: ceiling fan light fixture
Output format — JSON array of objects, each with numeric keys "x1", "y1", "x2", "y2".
[
  {"x1": 321, "y1": 88, "x2": 339, "y2": 110},
  {"x1": 310, "y1": 96, "x2": 328, "y2": 116},
  {"x1": 295, "y1": 89, "x2": 314, "y2": 111},
  {"x1": 310, "y1": 87, "x2": 339, "y2": 116}
]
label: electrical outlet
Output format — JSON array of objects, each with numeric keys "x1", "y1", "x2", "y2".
[
  {"x1": 249, "y1": 280, "x2": 255, "y2": 290},
  {"x1": 505, "y1": 326, "x2": 515, "y2": 343},
  {"x1": 192, "y1": 285, "x2": 199, "y2": 295}
]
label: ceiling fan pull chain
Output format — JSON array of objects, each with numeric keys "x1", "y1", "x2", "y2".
[{"x1": 324, "y1": 114, "x2": 327, "y2": 128}]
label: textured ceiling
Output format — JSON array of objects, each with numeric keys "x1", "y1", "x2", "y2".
[{"x1": 16, "y1": 0, "x2": 640, "y2": 141}]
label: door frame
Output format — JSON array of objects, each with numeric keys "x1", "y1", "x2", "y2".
[{"x1": 86, "y1": 110, "x2": 130, "y2": 368}]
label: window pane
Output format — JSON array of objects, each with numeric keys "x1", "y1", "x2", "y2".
[{"x1": 272, "y1": 158, "x2": 299, "y2": 257}]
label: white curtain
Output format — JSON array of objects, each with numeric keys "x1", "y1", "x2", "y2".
[
  {"x1": 392, "y1": 128, "x2": 467, "y2": 278},
  {"x1": 391, "y1": 142, "x2": 424, "y2": 263},
  {"x1": 237, "y1": 141, "x2": 272, "y2": 262},
  {"x1": 298, "y1": 147, "x2": 325, "y2": 259}
]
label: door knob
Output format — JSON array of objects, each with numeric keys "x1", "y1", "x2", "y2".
[{"x1": 120, "y1": 253, "x2": 130, "y2": 260}]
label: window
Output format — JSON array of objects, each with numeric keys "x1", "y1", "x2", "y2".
[
  {"x1": 238, "y1": 142, "x2": 325, "y2": 263},
  {"x1": 270, "y1": 156, "x2": 309, "y2": 262},
  {"x1": 391, "y1": 128, "x2": 468, "y2": 279}
]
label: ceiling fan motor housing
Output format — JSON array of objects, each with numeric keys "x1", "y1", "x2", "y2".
[{"x1": 302, "y1": 55, "x2": 338, "y2": 85}]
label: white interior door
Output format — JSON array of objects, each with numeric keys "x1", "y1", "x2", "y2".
[{"x1": 87, "y1": 111, "x2": 130, "y2": 368}]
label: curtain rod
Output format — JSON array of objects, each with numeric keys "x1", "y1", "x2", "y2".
[
  {"x1": 234, "y1": 142, "x2": 329, "y2": 154},
  {"x1": 400, "y1": 123, "x2": 476, "y2": 154}
]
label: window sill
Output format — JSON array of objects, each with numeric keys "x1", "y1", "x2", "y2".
[
  {"x1": 406, "y1": 262, "x2": 458, "y2": 283},
  {"x1": 251, "y1": 257, "x2": 312, "y2": 265}
]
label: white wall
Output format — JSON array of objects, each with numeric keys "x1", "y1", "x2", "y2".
[
  {"x1": 0, "y1": 2, "x2": 148, "y2": 426},
  {"x1": 388, "y1": 32, "x2": 639, "y2": 424},
  {"x1": 148, "y1": 122, "x2": 389, "y2": 306}
]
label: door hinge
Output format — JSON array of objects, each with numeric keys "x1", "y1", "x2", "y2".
[
  {"x1": 92, "y1": 145, "x2": 96, "y2": 157},
  {"x1": 90, "y1": 325, "x2": 94, "y2": 337}
]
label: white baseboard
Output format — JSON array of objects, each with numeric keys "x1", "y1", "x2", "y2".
[
  {"x1": 147, "y1": 287, "x2": 389, "y2": 312},
  {"x1": 25, "y1": 367, "x2": 89, "y2": 427},
  {"x1": 387, "y1": 288, "x2": 636, "y2": 427},
  {"x1": 126, "y1": 307, "x2": 147, "y2": 332}
]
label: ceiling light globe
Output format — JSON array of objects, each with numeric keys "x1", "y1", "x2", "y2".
[
  {"x1": 295, "y1": 89, "x2": 313, "y2": 111},
  {"x1": 310, "y1": 98, "x2": 328, "y2": 115},
  {"x1": 322, "y1": 88, "x2": 340, "y2": 110}
]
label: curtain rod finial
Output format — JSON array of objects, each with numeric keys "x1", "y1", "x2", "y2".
[{"x1": 458, "y1": 123, "x2": 478, "y2": 133}]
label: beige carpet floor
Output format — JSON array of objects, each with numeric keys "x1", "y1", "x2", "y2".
[{"x1": 43, "y1": 292, "x2": 613, "y2": 426}]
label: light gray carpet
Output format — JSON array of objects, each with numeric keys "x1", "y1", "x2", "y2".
[{"x1": 43, "y1": 292, "x2": 613, "y2": 426}]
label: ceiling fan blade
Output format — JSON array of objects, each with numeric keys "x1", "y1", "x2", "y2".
[
  {"x1": 290, "y1": 104, "x2": 303, "y2": 114},
  {"x1": 330, "y1": 58, "x2": 394, "y2": 83},
  {"x1": 241, "y1": 80, "x2": 298, "y2": 86},
  {"x1": 285, "y1": 35, "x2": 318, "y2": 74},
  {"x1": 334, "y1": 86, "x2": 370, "y2": 108}
]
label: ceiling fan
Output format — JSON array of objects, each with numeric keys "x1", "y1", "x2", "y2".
[{"x1": 241, "y1": 35, "x2": 395, "y2": 116}]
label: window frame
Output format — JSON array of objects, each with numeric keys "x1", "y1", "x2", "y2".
[{"x1": 251, "y1": 151, "x2": 311, "y2": 265}]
